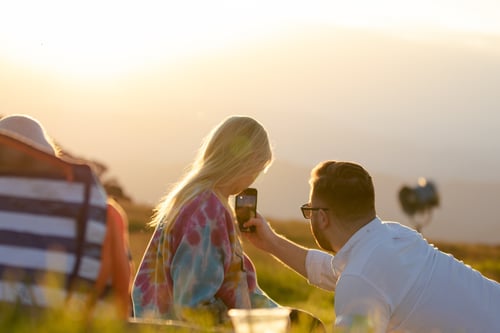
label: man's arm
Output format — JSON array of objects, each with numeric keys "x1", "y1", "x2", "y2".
[
  {"x1": 244, "y1": 215, "x2": 338, "y2": 291},
  {"x1": 243, "y1": 214, "x2": 311, "y2": 279}
]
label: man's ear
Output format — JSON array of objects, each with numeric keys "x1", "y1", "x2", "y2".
[{"x1": 317, "y1": 209, "x2": 330, "y2": 229}]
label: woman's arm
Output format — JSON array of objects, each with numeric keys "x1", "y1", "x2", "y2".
[
  {"x1": 244, "y1": 215, "x2": 338, "y2": 291},
  {"x1": 93, "y1": 203, "x2": 131, "y2": 319}
]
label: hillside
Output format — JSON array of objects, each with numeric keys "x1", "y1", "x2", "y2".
[
  {"x1": 122, "y1": 201, "x2": 500, "y2": 284},
  {"x1": 122, "y1": 159, "x2": 500, "y2": 245}
]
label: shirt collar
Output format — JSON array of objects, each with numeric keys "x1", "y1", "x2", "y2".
[{"x1": 332, "y1": 216, "x2": 382, "y2": 274}]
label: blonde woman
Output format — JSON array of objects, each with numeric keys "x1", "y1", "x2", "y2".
[{"x1": 132, "y1": 116, "x2": 278, "y2": 324}]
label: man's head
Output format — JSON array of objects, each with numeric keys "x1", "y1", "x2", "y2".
[
  {"x1": 305, "y1": 161, "x2": 376, "y2": 251},
  {"x1": 310, "y1": 161, "x2": 376, "y2": 222}
]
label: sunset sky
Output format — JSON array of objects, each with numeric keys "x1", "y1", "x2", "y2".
[
  {"x1": 1, "y1": 1, "x2": 500, "y2": 77},
  {"x1": 1, "y1": 0, "x2": 499, "y2": 216}
]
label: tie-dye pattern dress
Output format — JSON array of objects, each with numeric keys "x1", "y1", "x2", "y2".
[{"x1": 132, "y1": 190, "x2": 277, "y2": 323}]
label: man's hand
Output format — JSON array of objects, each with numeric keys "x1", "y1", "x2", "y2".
[
  {"x1": 241, "y1": 213, "x2": 278, "y2": 253},
  {"x1": 242, "y1": 213, "x2": 310, "y2": 279}
]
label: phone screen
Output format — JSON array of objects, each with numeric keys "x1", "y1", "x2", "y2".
[{"x1": 235, "y1": 188, "x2": 257, "y2": 232}]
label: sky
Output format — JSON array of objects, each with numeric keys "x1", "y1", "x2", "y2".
[
  {"x1": 2, "y1": 0, "x2": 500, "y2": 77},
  {"x1": 1, "y1": 1, "x2": 500, "y2": 243}
]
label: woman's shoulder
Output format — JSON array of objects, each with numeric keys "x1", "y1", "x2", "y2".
[
  {"x1": 179, "y1": 190, "x2": 230, "y2": 224},
  {"x1": 188, "y1": 189, "x2": 224, "y2": 208}
]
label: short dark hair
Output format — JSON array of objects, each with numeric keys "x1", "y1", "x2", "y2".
[{"x1": 310, "y1": 161, "x2": 375, "y2": 221}]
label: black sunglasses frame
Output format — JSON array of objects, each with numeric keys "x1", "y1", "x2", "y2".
[{"x1": 300, "y1": 203, "x2": 329, "y2": 219}]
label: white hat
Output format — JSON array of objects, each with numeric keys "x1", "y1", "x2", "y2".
[{"x1": 0, "y1": 114, "x2": 57, "y2": 155}]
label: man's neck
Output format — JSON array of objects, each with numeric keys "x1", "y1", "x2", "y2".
[{"x1": 333, "y1": 215, "x2": 376, "y2": 251}]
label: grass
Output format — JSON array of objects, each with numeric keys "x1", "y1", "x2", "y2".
[
  {"x1": 125, "y1": 202, "x2": 336, "y2": 327},
  {"x1": 124, "y1": 202, "x2": 500, "y2": 332},
  {"x1": 4, "y1": 201, "x2": 499, "y2": 332},
  {"x1": 240, "y1": 220, "x2": 335, "y2": 327}
]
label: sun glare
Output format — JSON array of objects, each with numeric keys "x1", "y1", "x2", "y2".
[
  {"x1": 3, "y1": 3, "x2": 182, "y2": 77},
  {"x1": 0, "y1": 1, "x2": 279, "y2": 78},
  {"x1": 1, "y1": 0, "x2": 499, "y2": 79}
]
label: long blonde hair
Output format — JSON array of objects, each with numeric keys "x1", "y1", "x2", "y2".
[{"x1": 150, "y1": 115, "x2": 273, "y2": 229}]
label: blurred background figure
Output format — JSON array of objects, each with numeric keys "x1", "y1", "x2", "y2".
[
  {"x1": 0, "y1": 114, "x2": 131, "y2": 319},
  {"x1": 104, "y1": 196, "x2": 135, "y2": 315}
]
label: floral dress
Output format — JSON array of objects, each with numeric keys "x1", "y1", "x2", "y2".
[{"x1": 132, "y1": 190, "x2": 277, "y2": 323}]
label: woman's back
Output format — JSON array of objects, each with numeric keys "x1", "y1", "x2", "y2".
[{"x1": 132, "y1": 190, "x2": 276, "y2": 323}]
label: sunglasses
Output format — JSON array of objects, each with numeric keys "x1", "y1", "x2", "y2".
[{"x1": 300, "y1": 203, "x2": 329, "y2": 219}]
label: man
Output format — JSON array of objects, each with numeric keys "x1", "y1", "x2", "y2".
[{"x1": 244, "y1": 160, "x2": 500, "y2": 332}]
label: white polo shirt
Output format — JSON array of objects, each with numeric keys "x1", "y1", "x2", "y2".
[{"x1": 305, "y1": 217, "x2": 500, "y2": 333}]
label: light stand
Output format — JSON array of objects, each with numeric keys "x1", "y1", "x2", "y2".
[{"x1": 398, "y1": 177, "x2": 439, "y2": 234}]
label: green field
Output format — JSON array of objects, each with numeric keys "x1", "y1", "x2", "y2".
[
  {"x1": 124, "y1": 201, "x2": 500, "y2": 332},
  {"x1": 4, "y1": 202, "x2": 498, "y2": 332}
]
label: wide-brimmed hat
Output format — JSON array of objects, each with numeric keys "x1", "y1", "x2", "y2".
[{"x1": 0, "y1": 114, "x2": 56, "y2": 155}]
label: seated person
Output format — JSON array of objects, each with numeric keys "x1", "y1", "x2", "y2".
[
  {"x1": 0, "y1": 114, "x2": 131, "y2": 319},
  {"x1": 131, "y1": 116, "x2": 325, "y2": 332}
]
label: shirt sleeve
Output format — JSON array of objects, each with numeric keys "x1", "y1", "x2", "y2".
[
  {"x1": 334, "y1": 274, "x2": 390, "y2": 333},
  {"x1": 305, "y1": 249, "x2": 338, "y2": 291}
]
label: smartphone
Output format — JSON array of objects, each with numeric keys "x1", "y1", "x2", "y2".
[{"x1": 235, "y1": 188, "x2": 257, "y2": 232}]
